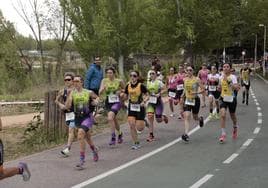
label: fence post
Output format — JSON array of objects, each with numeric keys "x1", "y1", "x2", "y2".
[{"x1": 44, "y1": 90, "x2": 67, "y2": 141}]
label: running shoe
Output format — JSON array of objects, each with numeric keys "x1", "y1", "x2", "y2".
[
  {"x1": 109, "y1": 134, "x2": 116, "y2": 146},
  {"x1": 163, "y1": 115, "x2": 169, "y2": 124},
  {"x1": 76, "y1": 160, "x2": 85, "y2": 170},
  {"x1": 131, "y1": 143, "x2": 141, "y2": 150},
  {"x1": 146, "y1": 135, "x2": 155, "y2": 142},
  {"x1": 92, "y1": 149, "x2": 99, "y2": 162},
  {"x1": 219, "y1": 134, "x2": 226, "y2": 143},
  {"x1": 242, "y1": 99, "x2": 245, "y2": 104},
  {"x1": 61, "y1": 147, "x2": 70, "y2": 157},
  {"x1": 232, "y1": 127, "x2": 238, "y2": 139},
  {"x1": 181, "y1": 134, "x2": 189, "y2": 142},
  {"x1": 170, "y1": 113, "x2": 175, "y2": 117},
  {"x1": 199, "y1": 116, "x2": 204, "y2": 127},
  {"x1": 246, "y1": 100, "x2": 248, "y2": 105},
  {"x1": 118, "y1": 133, "x2": 123, "y2": 144},
  {"x1": 18, "y1": 162, "x2": 31, "y2": 181}
]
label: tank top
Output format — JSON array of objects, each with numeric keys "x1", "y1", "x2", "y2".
[
  {"x1": 127, "y1": 83, "x2": 142, "y2": 103},
  {"x1": 72, "y1": 89, "x2": 91, "y2": 116},
  {"x1": 220, "y1": 76, "x2": 233, "y2": 97},
  {"x1": 199, "y1": 69, "x2": 209, "y2": 84},
  {"x1": 147, "y1": 80, "x2": 161, "y2": 95},
  {"x1": 103, "y1": 78, "x2": 121, "y2": 96},
  {"x1": 184, "y1": 77, "x2": 199, "y2": 99},
  {"x1": 167, "y1": 75, "x2": 178, "y2": 89},
  {"x1": 241, "y1": 69, "x2": 250, "y2": 82}
]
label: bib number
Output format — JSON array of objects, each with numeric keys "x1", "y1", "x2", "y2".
[
  {"x1": 185, "y1": 98, "x2": 195, "y2": 106},
  {"x1": 243, "y1": 80, "x2": 249, "y2": 85},
  {"x1": 168, "y1": 91, "x2": 176, "y2": 98},
  {"x1": 130, "y1": 103, "x2": 141, "y2": 112},
  {"x1": 108, "y1": 94, "x2": 120, "y2": 103},
  {"x1": 65, "y1": 112, "x2": 75, "y2": 121},
  {"x1": 177, "y1": 84, "x2": 184, "y2": 91},
  {"x1": 149, "y1": 96, "x2": 157, "y2": 104},
  {"x1": 208, "y1": 85, "x2": 216, "y2": 91},
  {"x1": 223, "y1": 95, "x2": 233, "y2": 102}
]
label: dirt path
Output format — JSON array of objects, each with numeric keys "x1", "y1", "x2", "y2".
[{"x1": 1, "y1": 113, "x2": 44, "y2": 127}]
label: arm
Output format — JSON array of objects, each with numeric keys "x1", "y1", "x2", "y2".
[
  {"x1": 55, "y1": 89, "x2": 64, "y2": 106},
  {"x1": 65, "y1": 91, "x2": 74, "y2": 110},
  {"x1": 98, "y1": 79, "x2": 105, "y2": 96}
]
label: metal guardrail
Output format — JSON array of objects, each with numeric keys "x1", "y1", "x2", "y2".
[{"x1": 0, "y1": 101, "x2": 45, "y2": 106}]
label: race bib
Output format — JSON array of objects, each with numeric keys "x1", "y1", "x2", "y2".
[
  {"x1": 223, "y1": 95, "x2": 233, "y2": 102},
  {"x1": 177, "y1": 84, "x2": 184, "y2": 91},
  {"x1": 108, "y1": 94, "x2": 120, "y2": 103},
  {"x1": 130, "y1": 103, "x2": 141, "y2": 112},
  {"x1": 208, "y1": 85, "x2": 217, "y2": 91},
  {"x1": 185, "y1": 98, "x2": 195, "y2": 106},
  {"x1": 149, "y1": 96, "x2": 157, "y2": 104},
  {"x1": 168, "y1": 91, "x2": 176, "y2": 98},
  {"x1": 243, "y1": 80, "x2": 249, "y2": 85},
  {"x1": 65, "y1": 112, "x2": 75, "y2": 121}
]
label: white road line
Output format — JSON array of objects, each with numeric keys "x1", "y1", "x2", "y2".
[
  {"x1": 257, "y1": 74, "x2": 268, "y2": 84},
  {"x1": 257, "y1": 107, "x2": 261, "y2": 111},
  {"x1": 254, "y1": 127, "x2": 261, "y2": 134},
  {"x1": 254, "y1": 99, "x2": 257, "y2": 102},
  {"x1": 223, "y1": 153, "x2": 239, "y2": 164},
  {"x1": 242, "y1": 139, "x2": 254, "y2": 147},
  {"x1": 258, "y1": 112, "x2": 262, "y2": 117},
  {"x1": 252, "y1": 95, "x2": 256, "y2": 99},
  {"x1": 258, "y1": 119, "x2": 262, "y2": 124},
  {"x1": 256, "y1": 102, "x2": 260, "y2": 106},
  {"x1": 189, "y1": 174, "x2": 214, "y2": 188},
  {"x1": 72, "y1": 117, "x2": 211, "y2": 188}
]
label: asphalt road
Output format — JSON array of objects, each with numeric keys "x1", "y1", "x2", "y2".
[{"x1": 0, "y1": 76, "x2": 267, "y2": 188}]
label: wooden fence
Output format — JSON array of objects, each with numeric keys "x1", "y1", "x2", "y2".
[{"x1": 44, "y1": 90, "x2": 68, "y2": 139}]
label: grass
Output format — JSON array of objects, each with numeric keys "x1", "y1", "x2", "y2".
[{"x1": 2, "y1": 108, "x2": 128, "y2": 161}]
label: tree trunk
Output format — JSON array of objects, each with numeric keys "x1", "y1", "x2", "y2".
[{"x1": 118, "y1": 55, "x2": 124, "y2": 79}]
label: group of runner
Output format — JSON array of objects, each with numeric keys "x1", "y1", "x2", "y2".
[
  {"x1": 0, "y1": 57, "x2": 253, "y2": 179},
  {"x1": 53, "y1": 56, "x2": 252, "y2": 170}
]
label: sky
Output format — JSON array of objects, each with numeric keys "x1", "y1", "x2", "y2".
[
  {"x1": 0, "y1": 0, "x2": 50, "y2": 37},
  {"x1": 0, "y1": 0, "x2": 32, "y2": 36}
]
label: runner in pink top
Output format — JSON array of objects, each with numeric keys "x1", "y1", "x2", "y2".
[
  {"x1": 166, "y1": 67, "x2": 178, "y2": 117},
  {"x1": 176, "y1": 65, "x2": 186, "y2": 119},
  {"x1": 198, "y1": 63, "x2": 209, "y2": 107}
]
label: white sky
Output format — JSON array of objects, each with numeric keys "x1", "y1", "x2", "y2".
[{"x1": 0, "y1": 0, "x2": 33, "y2": 37}]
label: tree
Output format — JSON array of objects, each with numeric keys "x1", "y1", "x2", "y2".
[
  {"x1": 12, "y1": 0, "x2": 46, "y2": 71},
  {"x1": 0, "y1": 11, "x2": 27, "y2": 93},
  {"x1": 44, "y1": 0, "x2": 74, "y2": 76}
]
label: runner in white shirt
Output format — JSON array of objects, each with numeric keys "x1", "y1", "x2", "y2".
[
  {"x1": 207, "y1": 66, "x2": 221, "y2": 120},
  {"x1": 218, "y1": 63, "x2": 240, "y2": 143}
]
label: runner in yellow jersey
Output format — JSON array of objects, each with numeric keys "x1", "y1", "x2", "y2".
[
  {"x1": 218, "y1": 63, "x2": 240, "y2": 143},
  {"x1": 181, "y1": 66, "x2": 204, "y2": 142},
  {"x1": 123, "y1": 71, "x2": 149, "y2": 149},
  {"x1": 99, "y1": 67, "x2": 125, "y2": 146},
  {"x1": 240, "y1": 63, "x2": 252, "y2": 105}
]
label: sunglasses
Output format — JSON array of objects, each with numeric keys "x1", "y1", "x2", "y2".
[
  {"x1": 150, "y1": 72, "x2": 156, "y2": 75},
  {"x1": 64, "y1": 78, "x2": 72, "y2": 81},
  {"x1": 186, "y1": 69, "x2": 193, "y2": 72},
  {"x1": 106, "y1": 71, "x2": 113, "y2": 74},
  {"x1": 130, "y1": 74, "x2": 138, "y2": 78}
]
